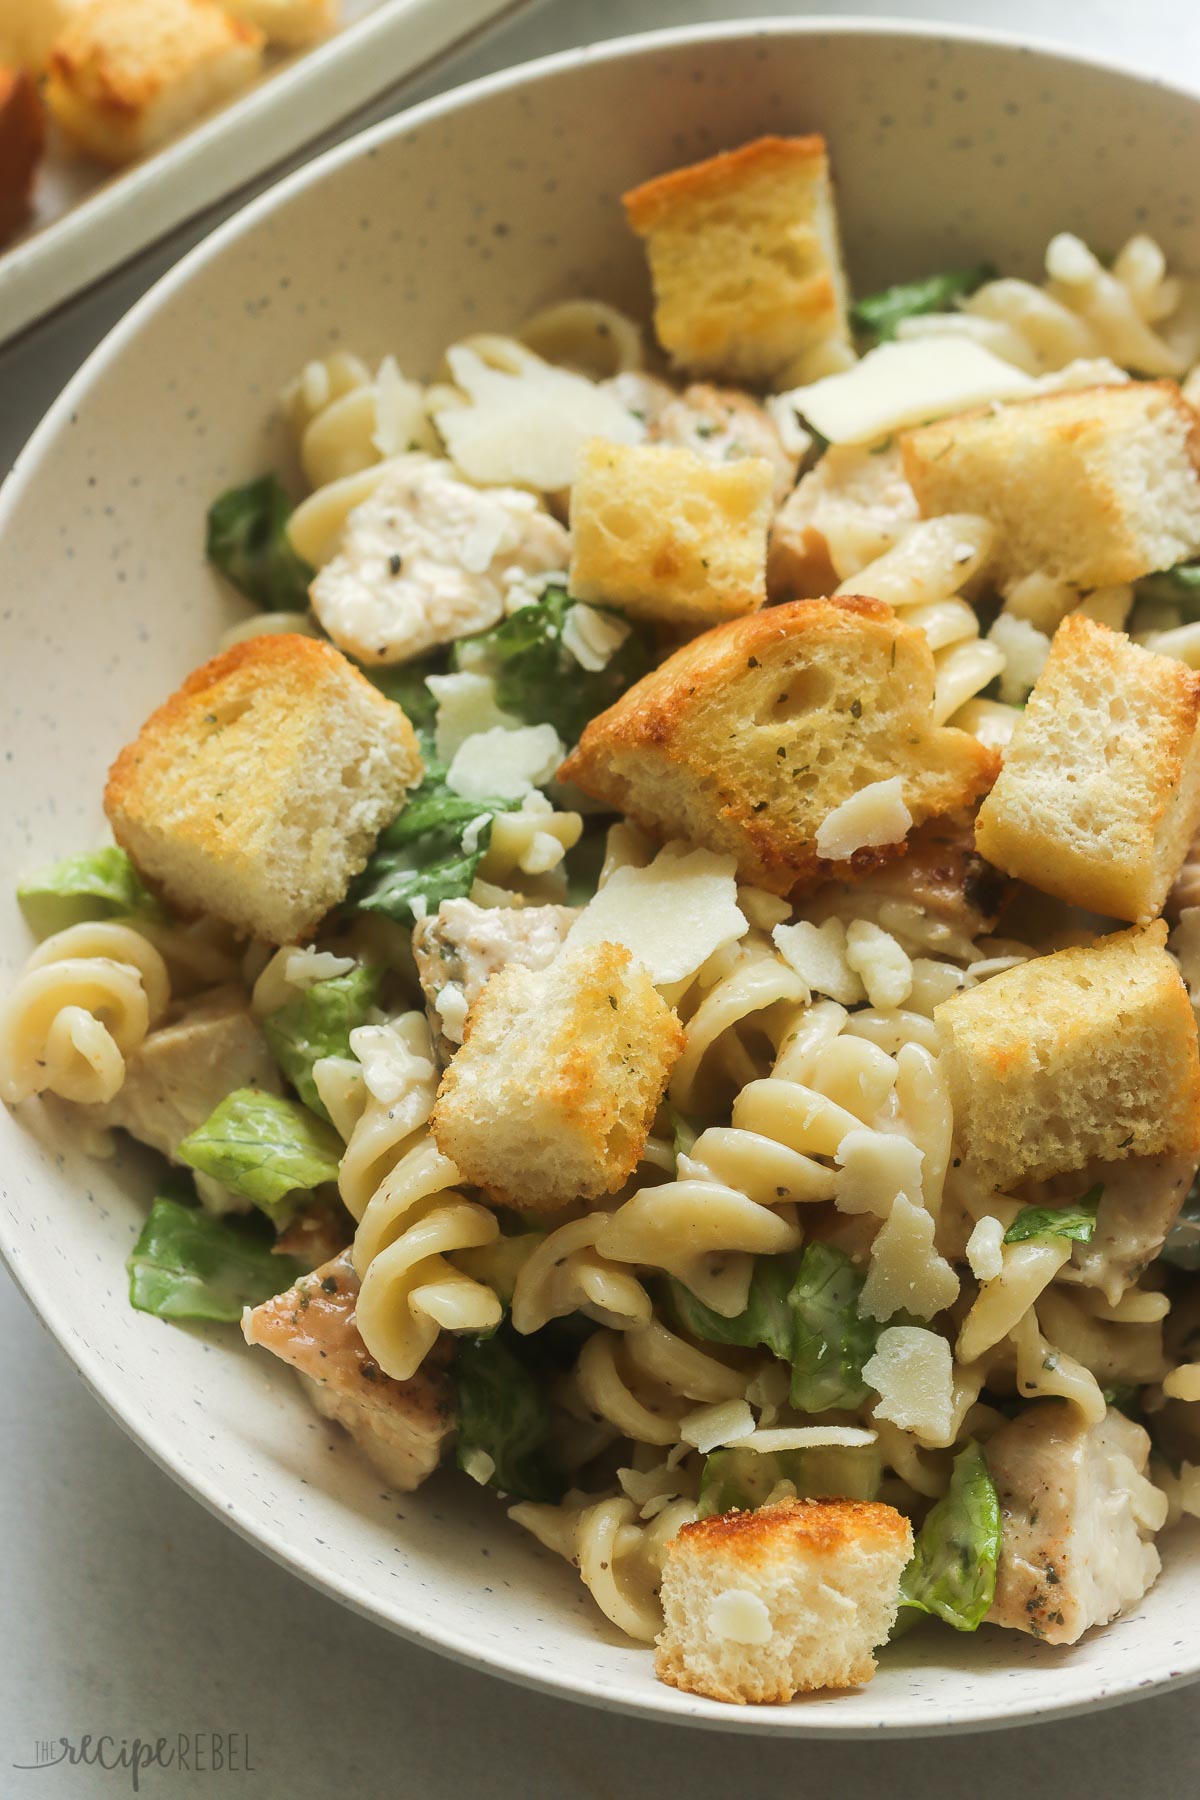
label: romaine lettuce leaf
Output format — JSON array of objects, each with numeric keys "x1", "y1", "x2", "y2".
[
  {"x1": 177, "y1": 1088, "x2": 341, "y2": 1221},
  {"x1": 348, "y1": 770, "x2": 519, "y2": 926},
  {"x1": 454, "y1": 1327, "x2": 565, "y2": 1502},
  {"x1": 699, "y1": 1443, "x2": 882, "y2": 1517},
  {"x1": 17, "y1": 847, "x2": 166, "y2": 936},
  {"x1": 262, "y1": 963, "x2": 382, "y2": 1119},
  {"x1": 668, "y1": 1254, "x2": 798, "y2": 1362},
  {"x1": 453, "y1": 585, "x2": 651, "y2": 745},
  {"x1": 898, "y1": 1440, "x2": 1001, "y2": 1631},
  {"x1": 787, "y1": 1242, "x2": 880, "y2": 1412},
  {"x1": 851, "y1": 264, "x2": 998, "y2": 345},
  {"x1": 1134, "y1": 562, "x2": 1200, "y2": 613},
  {"x1": 127, "y1": 1197, "x2": 305, "y2": 1322},
  {"x1": 1003, "y1": 1186, "x2": 1102, "y2": 1246},
  {"x1": 205, "y1": 473, "x2": 314, "y2": 609}
]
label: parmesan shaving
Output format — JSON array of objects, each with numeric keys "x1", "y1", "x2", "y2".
[
  {"x1": 863, "y1": 1325, "x2": 955, "y2": 1443},
  {"x1": 679, "y1": 1399, "x2": 756, "y2": 1453},
  {"x1": 566, "y1": 842, "x2": 747, "y2": 988},
  {"x1": 709, "y1": 1590, "x2": 772, "y2": 1646},
  {"x1": 814, "y1": 778, "x2": 912, "y2": 863},
  {"x1": 771, "y1": 917, "x2": 863, "y2": 1005},
  {"x1": 785, "y1": 338, "x2": 1033, "y2": 446}
]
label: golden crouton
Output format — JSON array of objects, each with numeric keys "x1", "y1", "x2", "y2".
[
  {"x1": 976, "y1": 614, "x2": 1200, "y2": 924},
  {"x1": 0, "y1": 64, "x2": 42, "y2": 244},
  {"x1": 430, "y1": 941, "x2": 684, "y2": 1213},
  {"x1": 104, "y1": 634, "x2": 422, "y2": 946},
  {"x1": 568, "y1": 438, "x2": 775, "y2": 630},
  {"x1": 223, "y1": 0, "x2": 334, "y2": 47},
  {"x1": 0, "y1": 0, "x2": 84, "y2": 71},
  {"x1": 46, "y1": 0, "x2": 264, "y2": 167},
  {"x1": 623, "y1": 134, "x2": 852, "y2": 386},
  {"x1": 559, "y1": 597, "x2": 999, "y2": 895},
  {"x1": 900, "y1": 381, "x2": 1200, "y2": 590},
  {"x1": 934, "y1": 922, "x2": 1200, "y2": 1194},
  {"x1": 655, "y1": 1498, "x2": 913, "y2": 1704}
]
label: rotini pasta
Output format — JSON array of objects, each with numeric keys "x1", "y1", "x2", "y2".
[{"x1": 0, "y1": 921, "x2": 170, "y2": 1105}]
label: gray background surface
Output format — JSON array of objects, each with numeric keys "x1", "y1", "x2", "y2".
[{"x1": 3, "y1": 2, "x2": 1200, "y2": 1794}]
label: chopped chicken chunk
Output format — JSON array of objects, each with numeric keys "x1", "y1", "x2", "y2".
[
  {"x1": 986, "y1": 1402, "x2": 1163, "y2": 1644},
  {"x1": 243, "y1": 1253, "x2": 455, "y2": 1490},
  {"x1": 97, "y1": 987, "x2": 280, "y2": 1159},
  {"x1": 654, "y1": 382, "x2": 800, "y2": 504},
  {"x1": 274, "y1": 1202, "x2": 354, "y2": 1271},
  {"x1": 805, "y1": 816, "x2": 1008, "y2": 961},
  {"x1": 310, "y1": 455, "x2": 570, "y2": 665},
  {"x1": 1038, "y1": 1152, "x2": 1198, "y2": 1302},
  {"x1": 411, "y1": 897, "x2": 578, "y2": 1060}
]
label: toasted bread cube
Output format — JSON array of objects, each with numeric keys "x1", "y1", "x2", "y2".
[
  {"x1": 986, "y1": 1403, "x2": 1161, "y2": 1644},
  {"x1": 976, "y1": 615, "x2": 1200, "y2": 923},
  {"x1": 0, "y1": 0, "x2": 85, "y2": 70},
  {"x1": 560, "y1": 597, "x2": 998, "y2": 895},
  {"x1": 223, "y1": 0, "x2": 333, "y2": 46},
  {"x1": 900, "y1": 381, "x2": 1200, "y2": 590},
  {"x1": 655, "y1": 1498, "x2": 913, "y2": 1704},
  {"x1": 104, "y1": 634, "x2": 422, "y2": 946},
  {"x1": 243, "y1": 1253, "x2": 455, "y2": 1492},
  {"x1": 568, "y1": 439, "x2": 775, "y2": 630},
  {"x1": 0, "y1": 64, "x2": 42, "y2": 244},
  {"x1": 623, "y1": 135, "x2": 852, "y2": 387},
  {"x1": 934, "y1": 922, "x2": 1200, "y2": 1193},
  {"x1": 430, "y1": 941, "x2": 684, "y2": 1212},
  {"x1": 46, "y1": 0, "x2": 263, "y2": 167}
]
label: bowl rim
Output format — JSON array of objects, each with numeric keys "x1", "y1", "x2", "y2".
[{"x1": 3, "y1": 12, "x2": 1200, "y2": 1738}]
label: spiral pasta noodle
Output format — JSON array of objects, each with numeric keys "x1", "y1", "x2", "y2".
[
  {"x1": 563, "y1": 1321, "x2": 748, "y2": 1450},
  {"x1": 510, "y1": 1491, "x2": 696, "y2": 1642},
  {"x1": 0, "y1": 921, "x2": 170, "y2": 1106}
]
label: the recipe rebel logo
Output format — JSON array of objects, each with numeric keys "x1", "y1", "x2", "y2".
[{"x1": 12, "y1": 1732, "x2": 256, "y2": 1790}]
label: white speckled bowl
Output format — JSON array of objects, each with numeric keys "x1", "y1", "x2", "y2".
[{"x1": 2, "y1": 18, "x2": 1198, "y2": 1736}]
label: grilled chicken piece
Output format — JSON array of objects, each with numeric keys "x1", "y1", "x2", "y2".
[
  {"x1": 805, "y1": 815, "x2": 1008, "y2": 961},
  {"x1": 986, "y1": 1402, "x2": 1164, "y2": 1644},
  {"x1": 97, "y1": 986, "x2": 280, "y2": 1159},
  {"x1": 653, "y1": 382, "x2": 800, "y2": 504},
  {"x1": 411, "y1": 897, "x2": 577, "y2": 1061},
  {"x1": 243, "y1": 1253, "x2": 455, "y2": 1491}
]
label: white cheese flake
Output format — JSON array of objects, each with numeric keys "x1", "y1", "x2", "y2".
[
  {"x1": 560, "y1": 602, "x2": 631, "y2": 672},
  {"x1": 349, "y1": 1015, "x2": 437, "y2": 1106},
  {"x1": 863, "y1": 1325, "x2": 955, "y2": 1443},
  {"x1": 845, "y1": 918, "x2": 913, "y2": 1009},
  {"x1": 772, "y1": 917, "x2": 863, "y2": 1005},
  {"x1": 446, "y1": 723, "x2": 565, "y2": 802},
  {"x1": 565, "y1": 842, "x2": 747, "y2": 987},
  {"x1": 282, "y1": 948, "x2": 357, "y2": 989},
  {"x1": 679, "y1": 1399, "x2": 756, "y2": 1453},
  {"x1": 860, "y1": 1195, "x2": 960, "y2": 1322},
  {"x1": 966, "y1": 1215, "x2": 1007, "y2": 1284},
  {"x1": 785, "y1": 338, "x2": 1034, "y2": 446},
  {"x1": 433, "y1": 342, "x2": 644, "y2": 492},
  {"x1": 428, "y1": 670, "x2": 520, "y2": 761},
  {"x1": 814, "y1": 777, "x2": 913, "y2": 863},
  {"x1": 836, "y1": 1128, "x2": 925, "y2": 1218},
  {"x1": 987, "y1": 611, "x2": 1052, "y2": 704},
  {"x1": 709, "y1": 1590, "x2": 773, "y2": 1646}
]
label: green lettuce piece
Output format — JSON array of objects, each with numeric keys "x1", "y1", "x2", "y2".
[
  {"x1": 1134, "y1": 562, "x2": 1200, "y2": 613},
  {"x1": 262, "y1": 963, "x2": 382, "y2": 1119},
  {"x1": 851, "y1": 264, "x2": 998, "y2": 345},
  {"x1": 127, "y1": 1197, "x2": 305, "y2": 1322},
  {"x1": 177, "y1": 1089, "x2": 341, "y2": 1221},
  {"x1": 1160, "y1": 1171, "x2": 1200, "y2": 1269},
  {"x1": 1003, "y1": 1186, "x2": 1103, "y2": 1246},
  {"x1": 17, "y1": 847, "x2": 166, "y2": 936},
  {"x1": 348, "y1": 770, "x2": 519, "y2": 926},
  {"x1": 454, "y1": 1328, "x2": 565, "y2": 1502},
  {"x1": 787, "y1": 1242, "x2": 879, "y2": 1412},
  {"x1": 699, "y1": 1444, "x2": 882, "y2": 1517},
  {"x1": 453, "y1": 585, "x2": 652, "y2": 745},
  {"x1": 898, "y1": 1441, "x2": 1001, "y2": 1631},
  {"x1": 364, "y1": 655, "x2": 445, "y2": 756},
  {"x1": 668, "y1": 1254, "x2": 798, "y2": 1362},
  {"x1": 205, "y1": 473, "x2": 314, "y2": 609}
]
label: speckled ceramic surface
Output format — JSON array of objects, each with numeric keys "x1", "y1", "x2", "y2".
[{"x1": 2, "y1": 19, "x2": 1199, "y2": 1736}]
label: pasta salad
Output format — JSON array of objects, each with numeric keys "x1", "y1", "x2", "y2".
[{"x1": 7, "y1": 132, "x2": 1200, "y2": 1706}]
